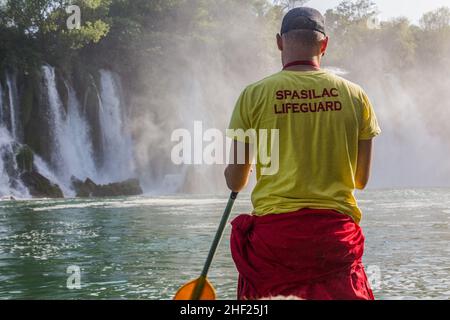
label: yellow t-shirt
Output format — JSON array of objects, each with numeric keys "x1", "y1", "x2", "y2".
[{"x1": 227, "y1": 69, "x2": 381, "y2": 224}]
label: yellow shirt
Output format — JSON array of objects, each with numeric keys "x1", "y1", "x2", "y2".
[{"x1": 227, "y1": 69, "x2": 381, "y2": 224}]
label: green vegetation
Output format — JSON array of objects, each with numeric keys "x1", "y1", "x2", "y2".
[
  {"x1": 1, "y1": 0, "x2": 449, "y2": 122},
  {"x1": 0, "y1": 0, "x2": 110, "y2": 70},
  {"x1": 324, "y1": 0, "x2": 450, "y2": 72},
  {"x1": 1, "y1": 0, "x2": 450, "y2": 194},
  {"x1": 1, "y1": 0, "x2": 449, "y2": 75}
]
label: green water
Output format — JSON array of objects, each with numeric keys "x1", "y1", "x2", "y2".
[{"x1": 0, "y1": 189, "x2": 449, "y2": 299}]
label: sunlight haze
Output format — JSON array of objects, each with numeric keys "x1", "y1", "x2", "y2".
[{"x1": 307, "y1": 0, "x2": 450, "y2": 22}]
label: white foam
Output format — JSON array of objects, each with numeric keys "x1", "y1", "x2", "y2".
[
  {"x1": 32, "y1": 201, "x2": 108, "y2": 211},
  {"x1": 31, "y1": 196, "x2": 232, "y2": 211}
]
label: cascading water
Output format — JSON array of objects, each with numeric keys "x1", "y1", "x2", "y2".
[
  {"x1": 0, "y1": 83, "x2": 3, "y2": 122},
  {"x1": 65, "y1": 83, "x2": 99, "y2": 179},
  {"x1": 0, "y1": 76, "x2": 28, "y2": 198},
  {"x1": 33, "y1": 154, "x2": 71, "y2": 196},
  {"x1": 0, "y1": 127, "x2": 12, "y2": 197},
  {"x1": 97, "y1": 70, "x2": 135, "y2": 183},
  {"x1": 42, "y1": 65, "x2": 100, "y2": 187},
  {"x1": 42, "y1": 65, "x2": 65, "y2": 176},
  {"x1": 1, "y1": 65, "x2": 136, "y2": 198},
  {"x1": 37, "y1": 65, "x2": 136, "y2": 194},
  {"x1": 0, "y1": 126, "x2": 29, "y2": 198},
  {"x1": 5, "y1": 73, "x2": 19, "y2": 140}
]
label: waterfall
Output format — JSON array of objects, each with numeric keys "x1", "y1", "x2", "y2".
[
  {"x1": 0, "y1": 83, "x2": 3, "y2": 123},
  {"x1": 42, "y1": 65, "x2": 64, "y2": 175},
  {"x1": 0, "y1": 126, "x2": 29, "y2": 198},
  {"x1": 0, "y1": 127, "x2": 11, "y2": 197},
  {"x1": 64, "y1": 82, "x2": 98, "y2": 180},
  {"x1": 0, "y1": 65, "x2": 136, "y2": 198},
  {"x1": 39, "y1": 66, "x2": 136, "y2": 192},
  {"x1": 5, "y1": 73, "x2": 19, "y2": 140},
  {"x1": 42, "y1": 65, "x2": 99, "y2": 185},
  {"x1": 97, "y1": 70, "x2": 135, "y2": 183},
  {"x1": 0, "y1": 78, "x2": 28, "y2": 198},
  {"x1": 33, "y1": 154, "x2": 73, "y2": 197}
]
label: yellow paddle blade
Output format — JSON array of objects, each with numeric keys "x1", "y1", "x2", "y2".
[{"x1": 173, "y1": 277, "x2": 216, "y2": 300}]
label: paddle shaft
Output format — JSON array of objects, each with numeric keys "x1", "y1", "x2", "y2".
[{"x1": 191, "y1": 191, "x2": 238, "y2": 299}]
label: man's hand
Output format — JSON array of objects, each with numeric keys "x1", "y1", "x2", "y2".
[
  {"x1": 355, "y1": 139, "x2": 373, "y2": 190},
  {"x1": 224, "y1": 140, "x2": 253, "y2": 192}
]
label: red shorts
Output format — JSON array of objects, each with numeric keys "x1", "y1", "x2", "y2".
[{"x1": 230, "y1": 208, "x2": 374, "y2": 300}]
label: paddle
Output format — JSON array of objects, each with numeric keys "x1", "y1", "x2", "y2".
[{"x1": 173, "y1": 191, "x2": 239, "y2": 300}]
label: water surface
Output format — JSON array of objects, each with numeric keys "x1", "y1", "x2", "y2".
[{"x1": 0, "y1": 189, "x2": 449, "y2": 299}]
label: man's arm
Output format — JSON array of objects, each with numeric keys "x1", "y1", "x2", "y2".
[
  {"x1": 224, "y1": 140, "x2": 253, "y2": 192},
  {"x1": 355, "y1": 139, "x2": 373, "y2": 190}
]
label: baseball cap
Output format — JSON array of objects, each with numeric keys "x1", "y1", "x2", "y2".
[{"x1": 280, "y1": 7, "x2": 326, "y2": 36}]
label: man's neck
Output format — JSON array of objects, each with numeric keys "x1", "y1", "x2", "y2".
[{"x1": 282, "y1": 55, "x2": 321, "y2": 71}]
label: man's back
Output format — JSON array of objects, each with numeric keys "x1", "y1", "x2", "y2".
[
  {"x1": 226, "y1": 6, "x2": 379, "y2": 300},
  {"x1": 228, "y1": 69, "x2": 380, "y2": 223}
]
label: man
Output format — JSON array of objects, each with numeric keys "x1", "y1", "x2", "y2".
[{"x1": 225, "y1": 7, "x2": 380, "y2": 300}]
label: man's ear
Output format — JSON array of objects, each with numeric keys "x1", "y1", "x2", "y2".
[
  {"x1": 321, "y1": 36, "x2": 329, "y2": 55},
  {"x1": 276, "y1": 33, "x2": 283, "y2": 51}
]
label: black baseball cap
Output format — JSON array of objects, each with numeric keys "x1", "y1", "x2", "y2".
[{"x1": 280, "y1": 7, "x2": 326, "y2": 36}]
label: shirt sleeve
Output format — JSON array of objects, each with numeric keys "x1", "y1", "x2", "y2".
[
  {"x1": 359, "y1": 90, "x2": 381, "y2": 140},
  {"x1": 226, "y1": 88, "x2": 253, "y2": 142}
]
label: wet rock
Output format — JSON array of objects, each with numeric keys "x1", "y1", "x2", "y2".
[
  {"x1": 21, "y1": 171, "x2": 64, "y2": 198},
  {"x1": 71, "y1": 176, "x2": 96, "y2": 197},
  {"x1": 1, "y1": 195, "x2": 16, "y2": 201},
  {"x1": 92, "y1": 179, "x2": 143, "y2": 197},
  {"x1": 71, "y1": 176, "x2": 143, "y2": 197},
  {"x1": 15, "y1": 145, "x2": 34, "y2": 172}
]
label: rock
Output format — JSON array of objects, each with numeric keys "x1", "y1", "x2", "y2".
[
  {"x1": 92, "y1": 179, "x2": 143, "y2": 197},
  {"x1": 15, "y1": 145, "x2": 34, "y2": 173},
  {"x1": 71, "y1": 177, "x2": 143, "y2": 197},
  {"x1": 1, "y1": 196, "x2": 16, "y2": 201},
  {"x1": 71, "y1": 176, "x2": 95, "y2": 197},
  {"x1": 55, "y1": 69, "x2": 69, "y2": 113},
  {"x1": 21, "y1": 171, "x2": 64, "y2": 198},
  {"x1": 23, "y1": 68, "x2": 54, "y2": 164}
]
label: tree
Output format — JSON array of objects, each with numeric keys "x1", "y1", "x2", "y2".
[
  {"x1": 273, "y1": 0, "x2": 310, "y2": 11},
  {"x1": 378, "y1": 17, "x2": 416, "y2": 70},
  {"x1": 323, "y1": 0, "x2": 379, "y2": 70},
  {"x1": 420, "y1": 6, "x2": 450, "y2": 31},
  {"x1": 1, "y1": 0, "x2": 111, "y2": 53},
  {"x1": 416, "y1": 7, "x2": 450, "y2": 66}
]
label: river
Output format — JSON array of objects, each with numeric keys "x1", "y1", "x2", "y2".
[{"x1": 0, "y1": 188, "x2": 449, "y2": 299}]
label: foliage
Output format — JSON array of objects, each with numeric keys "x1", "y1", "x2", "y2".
[
  {"x1": 420, "y1": 6, "x2": 450, "y2": 31},
  {"x1": 324, "y1": 1, "x2": 450, "y2": 72},
  {"x1": 0, "y1": 0, "x2": 111, "y2": 69},
  {"x1": 0, "y1": 0, "x2": 450, "y2": 91}
]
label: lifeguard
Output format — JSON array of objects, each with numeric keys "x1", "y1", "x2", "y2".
[{"x1": 225, "y1": 7, "x2": 381, "y2": 300}]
